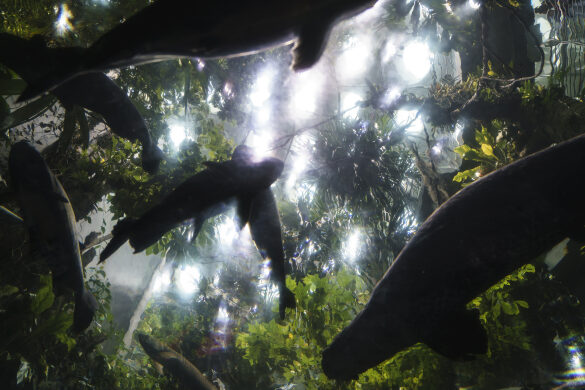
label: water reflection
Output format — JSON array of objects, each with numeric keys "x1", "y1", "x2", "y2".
[{"x1": 554, "y1": 335, "x2": 585, "y2": 389}]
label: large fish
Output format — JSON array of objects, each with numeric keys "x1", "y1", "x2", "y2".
[
  {"x1": 18, "y1": 0, "x2": 377, "y2": 101},
  {"x1": 233, "y1": 147, "x2": 295, "y2": 319},
  {"x1": 9, "y1": 141, "x2": 98, "y2": 332},
  {"x1": 138, "y1": 333, "x2": 217, "y2": 390},
  {"x1": 99, "y1": 146, "x2": 284, "y2": 262},
  {"x1": 322, "y1": 133, "x2": 585, "y2": 380},
  {"x1": 0, "y1": 33, "x2": 164, "y2": 173}
]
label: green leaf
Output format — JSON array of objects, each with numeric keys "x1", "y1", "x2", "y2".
[
  {"x1": 30, "y1": 275, "x2": 54, "y2": 316},
  {"x1": 481, "y1": 144, "x2": 494, "y2": 157},
  {"x1": 58, "y1": 108, "x2": 77, "y2": 153},
  {"x1": 75, "y1": 107, "x2": 90, "y2": 149}
]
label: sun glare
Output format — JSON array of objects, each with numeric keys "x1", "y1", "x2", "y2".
[
  {"x1": 169, "y1": 124, "x2": 187, "y2": 147},
  {"x1": 290, "y1": 69, "x2": 324, "y2": 119},
  {"x1": 176, "y1": 265, "x2": 200, "y2": 296},
  {"x1": 55, "y1": 4, "x2": 73, "y2": 35},
  {"x1": 336, "y1": 35, "x2": 372, "y2": 81},
  {"x1": 395, "y1": 109, "x2": 424, "y2": 134},
  {"x1": 400, "y1": 41, "x2": 433, "y2": 83},
  {"x1": 343, "y1": 229, "x2": 363, "y2": 263}
]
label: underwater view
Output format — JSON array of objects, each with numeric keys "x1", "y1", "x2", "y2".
[{"x1": 2, "y1": 0, "x2": 585, "y2": 388}]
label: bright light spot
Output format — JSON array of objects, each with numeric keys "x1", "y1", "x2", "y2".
[
  {"x1": 286, "y1": 136, "x2": 312, "y2": 198},
  {"x1": 106, "y1": 69, "x2": 119, "y2": 80},
  {"x1": 216, "y1": 304, "x2": 230, "y2": 324},
  {"x1": 176, "y1": 265, "x2": 200, "y2": 296},
  {"x1": 55, "y1": 4, "x2": 73, "y2": 35},
  {"x1": 535, "y1": 16, "x2": 552, "y2": 39},
  {"x1": 255, "y1": 106, "x2": 271, "y2": 126},
  {"x1": 336, "y1": 35, "x2": 372, "y2": 81},
  {"x1": 395, "y1": 109, "x2": 424, "y2": 134},
  {"x1": 431, "y1": 143, "x2": 442, "y2": 155},
  {"x1": 468, "y1": 0, "x2": 481, "y2": 9},
  {"x1": 453, "y1": 122, "x2": 464, "y2": 142},
  {"x1": 341, "y1": 92, "x2": 362, "y2": 118},
  {"x1": 152, "y1": 268, "x2": 172, "y2": 294},
  {"x1": 401, "y1": 41, "x2": 433, "y2": 83},
  {"x1": 196, "y1": 59, "x2": 205, "y2": 71},
  {"x1": 223, "y1": 81, "x2": 234, "y2": 98},
  {"x1": 382, "y1": 40, "x2": 398, "y2": 63},
  {"x1": 216, "y1": 217, "x2": 239, "y2": 246},
  {"x1": 247, "y1": 130, "x2": 272, "y2": 159},
  {"x1": 250, "y1": 67, "x2": 275, "y2": 107},
  {"x1": 290, "y1": 69, "x2": 323, "y2": 119},
  {"x1": 343, "y1": 229, "x2": 363, "y2": 262},
  {"x1": 259, "y1": 259, "x2": 271, "y2": 281},
  {"x1": 169, "y1": 124, "x2": 187, "y2": 147},
  {"x1": 382, "y1": 87, "x2": 402, "y2": 107}
]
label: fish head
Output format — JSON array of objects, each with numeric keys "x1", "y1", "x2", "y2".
[
  {"x1": 138, "y1": 333, "x2": 166, "y2": 357},
  {"x1": 255, "y1": 157, "x2": 284, "y2": 187}
]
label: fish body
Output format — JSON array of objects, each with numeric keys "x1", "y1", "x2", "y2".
[
  {"x1": 322, "y1": 133, "x2": 585, "y2": 379},
  {"x1": 246, "y1": 188, "x2": 296, "y2": 319},
  {"x1": 99, "y1": 146, "x2": 284, "y2": 262},
  {"x1": 9, "y1": 141, "x2": 98, "y2": 332},
  {"x1": 19, "y1": 0, "x2": 377, "y2": 100},
  {"x1": 0, "y1": 33, "x2": 164, "y2": 173},
  {"x1": 138, "y1": 333, "x2": 217, "y2": 390}
]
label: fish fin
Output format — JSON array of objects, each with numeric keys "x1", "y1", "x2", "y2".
[
  {"x1": 141, "y1": 142, "x2": 165, "y2": 174},
  {"x1": 73, "y1": 289, "x2": 98, "y2": 332},
  {"x1": 235, "y1": 196, "x2": 252, "y2": 230},
  {"x1": 291, "y1": 21, "x2": 332, "y2": 71},
  {"x1": 99, "y1": 218, "x2": 135, "y2": 263},
  {"x1": 422, "y1": 308, "x2": 487, "y2": 360},
  {"x1": 279, "y1": 286, "x2": 296, "y2": 320},
  {"x1": 189, "y1": 217, "x2": 205, "y2": 242}
]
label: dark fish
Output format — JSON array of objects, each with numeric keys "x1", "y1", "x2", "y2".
[
  {"x1": 0, "y1": 33, "x2": 164, "y2": 173},
  {"x1": 232, "y1": 147, "x2": 295, "y2": 319},
  {"x1": 18, "y1": 0, "x2": 377, "y2": 101},
  {"x1": 9, "y1": 141, "x2": 98, "y2": 332},
  {"x1": 99, "y1": 146, "x2": 284, "y2": 262},
  {"x1": 138, "y1": 333, "x2": 217, "y2": 390},
  {"x1": 322, "y1": 133, "x2": 585, "y2": 380}
]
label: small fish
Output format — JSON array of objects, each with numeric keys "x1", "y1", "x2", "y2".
[
  {"x1": 9, "y1": 141, "x2": 98, "y2": 332},
  {"x1": 322, "y1": 133, "x2": 585, "y2": 379},
  {"x1": 0, "y1": 33, "x2": 164, "y2": 173},
  {"x1": 18, "y1": 0, "x2": 377, "y2": 101},
  {"x1": 138, "y1": 333, "x2": 217, "y2": 390},
  {"x1": 99, "y1": 146, "x2": 284, "y2": 262}
]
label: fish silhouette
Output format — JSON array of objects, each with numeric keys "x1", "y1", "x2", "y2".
[
  {"x1": 9, "y1": 141, "x2": 98, "y2": 332},
  {"x1": 18, "y1": 0, "x2": 377, "y2": 101},
  {"x1": 0, "y1": 33, "x2": 164, "y2": 173},
  {"x1": 99, "y1": 146, "x2": 284, "y2": 262},
  {"x1": 138, "y1": 333, "x2": 217, "y2": 390},
  {"x1": 322, "y1": 133, "x2": 585, "y2": 379}
]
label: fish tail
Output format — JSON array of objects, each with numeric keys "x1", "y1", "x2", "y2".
[
  {"x1": 279, "y1": 286, "x2": 296, "y2": 320},
  {"x1": 99, "y1": 218, "x2": 136, "y2": 263},
  {"x1": 141, "y1": 142, "x2": 165, "y2": 174},
  {"x1": 73, "y1": 289, "x2": 98, "y2": 332}
]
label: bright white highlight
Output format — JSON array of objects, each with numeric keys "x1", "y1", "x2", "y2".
[
  {"x1": 176, "y1": 265, "x2": 200, "y2": 296},
  {"x1": 383, "y1": 40, "x2": 398, "y2": 63},
  {"x1": 395, "y1": 109, "x2": 424, "y2": 134},
  {"x1": 55, "y1": 4, "x2": 73, "y2": 35},
  {"x1": 250, "y1": 67, "x2": 275, "y2": 107},
  {"x1": 401, "y1": 41, "x2": 433, "y2": 82},
  {"x1": 382, "y1": 87, "x2": 402, "y2": 107},
  {"x1": 343, "y1": 229, "x2": 362, "y2": 262},
  {"x1": 247, "y1": 130, "x2": 272, "y2": 160},
  {"x1": 336, "y1": 36, "x2": 372, "y2": 81},
  {"x1": 169, "y1": 124, "x2": 187, "y2": 147},
  {"x1": 152, "y1": 267, "x2": 172, "y2": 294},
  {"x1": 216, "y1": 217, "x2": 239, "y2": 246},
  {"x1": 468, "y1": 0, "x2": 481, "y2": 9},
  {"x1": 535, "y1": 16, "x2": 552, "y2": 39},
  {"x1": 290, "y1": 70, "x2": 324, "y2": 119},
  {"x1": 341, "y1": 92, "x2": 362, "y2": 118}
]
